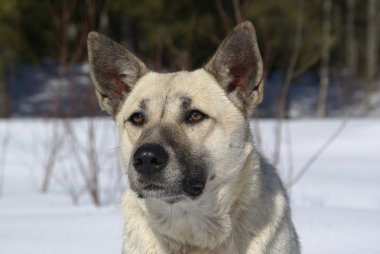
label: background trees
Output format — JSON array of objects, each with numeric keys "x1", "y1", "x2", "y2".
[{"x1": 0, "y1": 0, "x2": 379, "y2": 118}]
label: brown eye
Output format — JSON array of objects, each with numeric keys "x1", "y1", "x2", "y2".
[
  {"x1": 129, "y1": 112, "x2": 145, "y2": 126},
  {"x1": 186, "y1": 110, "x2": 208, "y2": 124}
]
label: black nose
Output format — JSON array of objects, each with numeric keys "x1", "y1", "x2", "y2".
[{"x1": 133, "y1": 143, "x2": 168, "y2": 176}]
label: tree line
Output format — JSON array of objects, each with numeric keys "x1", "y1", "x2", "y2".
[{"x1": 0, "y1": 0, "x2": 379, "y2": 117}]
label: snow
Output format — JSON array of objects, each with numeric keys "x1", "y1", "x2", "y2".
[
  {"x1": 0, "y1": 118, "x2": 379, "y2": 253},
  {"x1": 253, "y1": 119, "x2": 380, "y2": 254}
]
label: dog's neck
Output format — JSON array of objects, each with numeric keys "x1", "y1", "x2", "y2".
[{"x1": 138, "y1": 145, "x2": 260, "y2": 251}]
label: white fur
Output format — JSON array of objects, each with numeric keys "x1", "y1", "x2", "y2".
[{"x1": 114, "y1": 70, "x2": 299, "y2": 253}]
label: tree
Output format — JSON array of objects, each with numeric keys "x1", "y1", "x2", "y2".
[
  {"x1": 0, "y1": 1, "x2": 19, "y2": 118},
  {"x1": 364, "y1": 0, "x2": 379, "y2": 113},
  {"x1": 317, "y1": 0, "x2": 332, "y2": 118},
  {"x1": 345, "y1": 0, "x2": 357, "y2": 103},
  {"x1": 0, "y1": 62, "x2": 10, "y2": 118}
]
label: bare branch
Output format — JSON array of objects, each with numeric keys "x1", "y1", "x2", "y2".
[
  {"x1": 286, "y1": 119, "x2": 348, "y2": 188},
  {"x1": 41, "y1": 120, "x2": 65, "y2": 193},
  {"x1": 0, "y1": 126, "x2": 11, "y2": 197},
  {"x1": 285, "y1": 122, "x2": 294, "y2": 185}
]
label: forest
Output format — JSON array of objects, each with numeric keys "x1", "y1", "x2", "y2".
[{"x1": 0, "y1": 0, "x2": 379, "y2": 118}]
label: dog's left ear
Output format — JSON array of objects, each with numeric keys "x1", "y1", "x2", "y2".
[{"x1": 204, "y1": 21, "x2": 264, "y2": 114}]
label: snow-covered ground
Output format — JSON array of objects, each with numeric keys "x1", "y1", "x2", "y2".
[{"x1": 0, "y1": 118, "x2": 379, "y2": 254}]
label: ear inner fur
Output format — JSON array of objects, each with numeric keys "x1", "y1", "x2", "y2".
[
  {"x1": 87, "y1": 31, "x2": 149, "y2": 116},
  {"x1": 204, "y1": 21, "x2": 264, "y2": 115}
]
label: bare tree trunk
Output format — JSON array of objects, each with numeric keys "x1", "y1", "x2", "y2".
[
  {"x1": 70, "y1": 1, "x2": 96, "y2": 65},
  {"x1": 99, "y1": 2, "x2": 109, "y2": 35},
  {"x1": 345, "y1": 0, "x2": 357, "y2": 103},
  {"x1": 0, "y1": 82, "x2": 9, "y2": 118},
  {"x1": 214, "y1": 0, "x2": 232, "y2": 34},
  {"x1": 317, "y1": 0, "x2": 332, "y2": 118},
  {"x1": 272, "y1": 0, "x2": 304, "y2": 166},
  {"x1": 364, "y1": 0, "x2": 379, "y2": 113},
  {"x1": 0, "y1": 63, "x2": 10, "y2": 118},
  {"x1": 232, "y1": 0, "x2": 243, "y2": 24}
]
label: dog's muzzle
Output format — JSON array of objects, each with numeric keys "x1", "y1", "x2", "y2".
[{"x1": 131, "y1": 142, "x2": 206, "y2": 202}]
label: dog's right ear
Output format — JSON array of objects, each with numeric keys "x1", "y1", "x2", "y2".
[{"x1": 87, "y1": 32, "x2": 149, "y2": 116}]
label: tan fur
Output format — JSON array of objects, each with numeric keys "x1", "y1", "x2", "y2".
[{"x1": 87, "y1": 22, "x2": 300, "y2": 254}]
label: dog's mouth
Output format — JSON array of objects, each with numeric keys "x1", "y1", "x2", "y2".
[
  {"x1": 136, "y1": 181, "x2": 205, "y2": 204},
  {"x1": 137, "y1": 190, "x2": 186, "y2": 204},
  {"x1": 162, "y1": 195, "x2": 185, "y2": 204},
  {"x1": 143, "y1": 183, "x2": 164, "y2": 191}
]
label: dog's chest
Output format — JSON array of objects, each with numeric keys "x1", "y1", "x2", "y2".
[
  {"x1": 162, "y1": 232, "x2": 235, "y2": 254},
  {"x1": 149, "y1": 206, "x2": 232, "y2": 251},
  {"x1": 165, "y1": 244, "x2": 228, "y2": 254}
]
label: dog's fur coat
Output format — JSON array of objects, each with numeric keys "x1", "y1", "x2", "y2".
[{"x1": 87, "y1": 21, "x2": 300, "y2": 254}]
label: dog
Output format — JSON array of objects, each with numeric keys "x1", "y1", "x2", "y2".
[{"x1": 87, "y1": 21, "x2": 300, "y2": 254}]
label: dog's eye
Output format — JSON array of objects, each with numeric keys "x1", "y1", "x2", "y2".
[
  {"x1": 128, "y1": 112, "x2": 145, "y2": 126},
  {"x1": 186, "y1": 110, "x2": 208, "y2": 124}
]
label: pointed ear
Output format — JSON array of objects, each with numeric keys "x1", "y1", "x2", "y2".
[
  {"x1": 87, "y1": 32, "x2": 149, "y2": 116},
  {"x1": 204, "y1": 21, "x2": 264, "y2": 114}
]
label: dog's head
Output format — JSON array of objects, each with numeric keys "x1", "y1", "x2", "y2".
[{"x1": 87, "y1": 22, "x2": 263, "y2": 204}]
